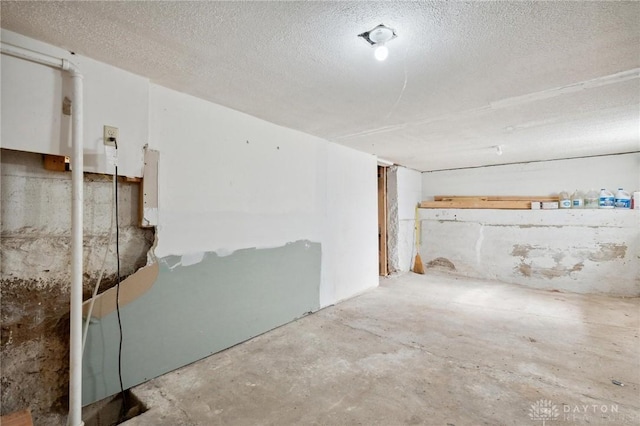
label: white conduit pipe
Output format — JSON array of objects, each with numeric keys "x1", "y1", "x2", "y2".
[{"x1": 1, "y1": 42, "x2": 84, "y2": 426}]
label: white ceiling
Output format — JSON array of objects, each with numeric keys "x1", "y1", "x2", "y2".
[{"x1": 1, "y1": 1, "x2": 639, "y2": 171}]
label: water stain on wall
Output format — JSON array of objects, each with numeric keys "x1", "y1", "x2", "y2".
[
  {"x1": 515, "y1": 261, "x2": 585, "y2": 280},
  {"x1": 511, "y1": 244, "x2": 533, "y2": 258},
  {"x1": 512, "y1": 241, "x2": 624, "y2": 280},
  {"x1": 586, "y1": 243, "x2": 627, "y2": 262},
  {"x1": 518, "y1": 263, "x2": 532, "y2": 277},
  {"x1": 426, "y1": 257, "x2": 456, "y2": 271}
]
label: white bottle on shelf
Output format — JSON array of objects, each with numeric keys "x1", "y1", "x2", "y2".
[
  {"x1": 584, "y1": 189, "x2": 599, "y2": 209},
  {"x1": 571, "y1": 190, "x2": 584, "y2": 209},
  {"x1": 599, "y1": 189, "x2": 615, "y2": 209},
  {"x1": 614, "y1": 188, "x2": 631, "y2": 209},
  {"x1": 559, "y1": 191, "x2": 571, "y2": 209}
]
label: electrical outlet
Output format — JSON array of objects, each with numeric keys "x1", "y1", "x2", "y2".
[{"x1": 103, "y1": 125, "x2": 119, "y2": 146}]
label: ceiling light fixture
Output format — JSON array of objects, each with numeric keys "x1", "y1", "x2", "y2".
[{"x1": 358, "y1": 24, "x2": 397, "y2": 62}]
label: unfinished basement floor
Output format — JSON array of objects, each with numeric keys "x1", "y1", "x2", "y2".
[{"x1": 123, "y1": 272, "x2": 639, "y2": 425}]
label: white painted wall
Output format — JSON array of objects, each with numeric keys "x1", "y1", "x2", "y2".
[
  {"x1": 1, "y1": 30, "x2": 148, "y2": 177},
  {"x1": 148, "y1": 84, "x2": 322, "y2": 257},
  {"x1": 148, "y1": 84, "x2": 378, "y2": 307},
  {"x1": 2, "y1": 29, "x2": 379, "y2": 309},
  {"x1": 422, "y1": 153, "x2": 640, "y2": 198},
  {"x1": 321, "y1": 143, "x2": 378, "y2": 305}
]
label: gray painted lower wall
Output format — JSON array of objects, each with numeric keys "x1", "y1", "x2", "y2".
[{"x1": 82, "y1": 240, "x2": 321, "y2": 405}]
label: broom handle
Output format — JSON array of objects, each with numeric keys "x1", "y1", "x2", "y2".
[{"x1": 415, "y1": 205, "x2": 421, "y2": 250}]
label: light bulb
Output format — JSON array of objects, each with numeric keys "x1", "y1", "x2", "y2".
[{"x1": 374, "y1": 44, "x2": 388, "y2": 61}]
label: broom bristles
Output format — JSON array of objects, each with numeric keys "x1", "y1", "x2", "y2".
[{"x1": 413, "y1": 253, "x2": 425, "y2": 274}]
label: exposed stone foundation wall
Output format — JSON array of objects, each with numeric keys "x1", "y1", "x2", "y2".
[{"x1": 1, "y1": 149, "x2": 153, "y2": 424}]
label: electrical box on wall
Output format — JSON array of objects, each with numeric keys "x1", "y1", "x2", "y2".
[
  {"x1": 140, "y1": 147, "x2": 159, "y2": 228},
  {"x1": 103, "y1": 125, "x2": 118, "y2": 146}
]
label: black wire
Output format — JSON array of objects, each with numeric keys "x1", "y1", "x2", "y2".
[{"x1": 114, "y1": 160, "x2": 127, "y2": 420}]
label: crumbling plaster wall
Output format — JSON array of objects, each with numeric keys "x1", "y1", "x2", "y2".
[
  {"x1": 419, "y1": 209, "x2": 639, "y2": 295},
  {"x1": 386, "y1": 167, "x2": 400, "y2": 272},
  {"x1": 386, "y1": 166, "x2": 422, "y2": 273},
  {"x1": 0, "y1": 149, "x2": 154, "y2": 424},
  {"x1": 420, "y1": 153, "x2": 640, "y2": 295}
]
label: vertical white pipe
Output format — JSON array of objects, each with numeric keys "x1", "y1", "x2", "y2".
[
  {"x1": 68, "y1": 64, "x2": 84, "y2": 426},
  {"x1": 1, "y1": 43, "x2": 84, "y2": 426}
]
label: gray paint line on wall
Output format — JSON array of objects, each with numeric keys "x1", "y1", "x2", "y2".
[{"x1": 82, "y1": 240, "x2": 321, "y2": 405}]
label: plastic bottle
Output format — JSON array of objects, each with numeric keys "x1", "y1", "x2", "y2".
[
  {"x1": 614, "y1": 188, "x2": 631, "y2": 209},
  {"x1": 599, "y1": 188, "x2": 615, "y2": 209},
  {"x1": 559, "y1": 191, "x2": 571, "y2": 209},
  {"x1": 584, "y1": 190, "x2": 599, "y2": 209},
  {"x1": 571, "y1": 190, "x2": 584, "y2": 209}
]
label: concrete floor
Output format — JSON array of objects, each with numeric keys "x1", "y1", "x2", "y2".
[{"x1": 125, "y1": 272, "x2": 639, "y2": 425}]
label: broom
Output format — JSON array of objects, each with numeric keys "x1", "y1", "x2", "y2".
[{"x1": 413, "y1": 205, "x2": 425, "y2": 274}]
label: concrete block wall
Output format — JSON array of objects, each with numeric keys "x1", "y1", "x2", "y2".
[
  {"x1": 0, "y1": 149, "x2": 154, "y2": 425},
  {"x1": 420, "y1": 153, "x2": 640, "y2": 295},
  {"x1": 419, "y1": 209, "x2": 639, "y2": 295}
]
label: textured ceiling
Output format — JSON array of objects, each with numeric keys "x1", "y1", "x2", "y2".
[{"x1": 1, "y1": 1, "x2": 639, "y2": 171}]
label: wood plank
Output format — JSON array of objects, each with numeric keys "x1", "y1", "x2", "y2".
[
  {"x1": 43, "y1": 154, "x2": 69, "y2": 172},
  {"x1": 1, "y1": 409, "x2": 33, "y2": 426},
  {"x1": 434, "y1": 195, "x2": 557, "y2": 202},
  {"x1": 487, "y1": 196, "x2": 558, "y2": 201},
  {"x1": 437, "y1": 196, "x2": 489, "y2": 202},
  {"x1": 420, "y1": 200, "x2": 531, "y2": 209}
]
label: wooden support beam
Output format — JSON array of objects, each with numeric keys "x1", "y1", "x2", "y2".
[
  {"x1": 43, "y1": 154, "x2": 69, "y2": 172},
  {"x1": 377, "y1": 166, "x2": 388, "y2": 276},
  {"x1": 42, "y1": 154, "x2": 142, "y2": 182},
  {"x1": 124, "y1": 176, "x2": 143, "y2": 183}
]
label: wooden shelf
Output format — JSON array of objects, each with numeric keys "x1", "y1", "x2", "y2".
[{"x1": 421, "y1": 195, "x2": 560, "y2": 210}]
